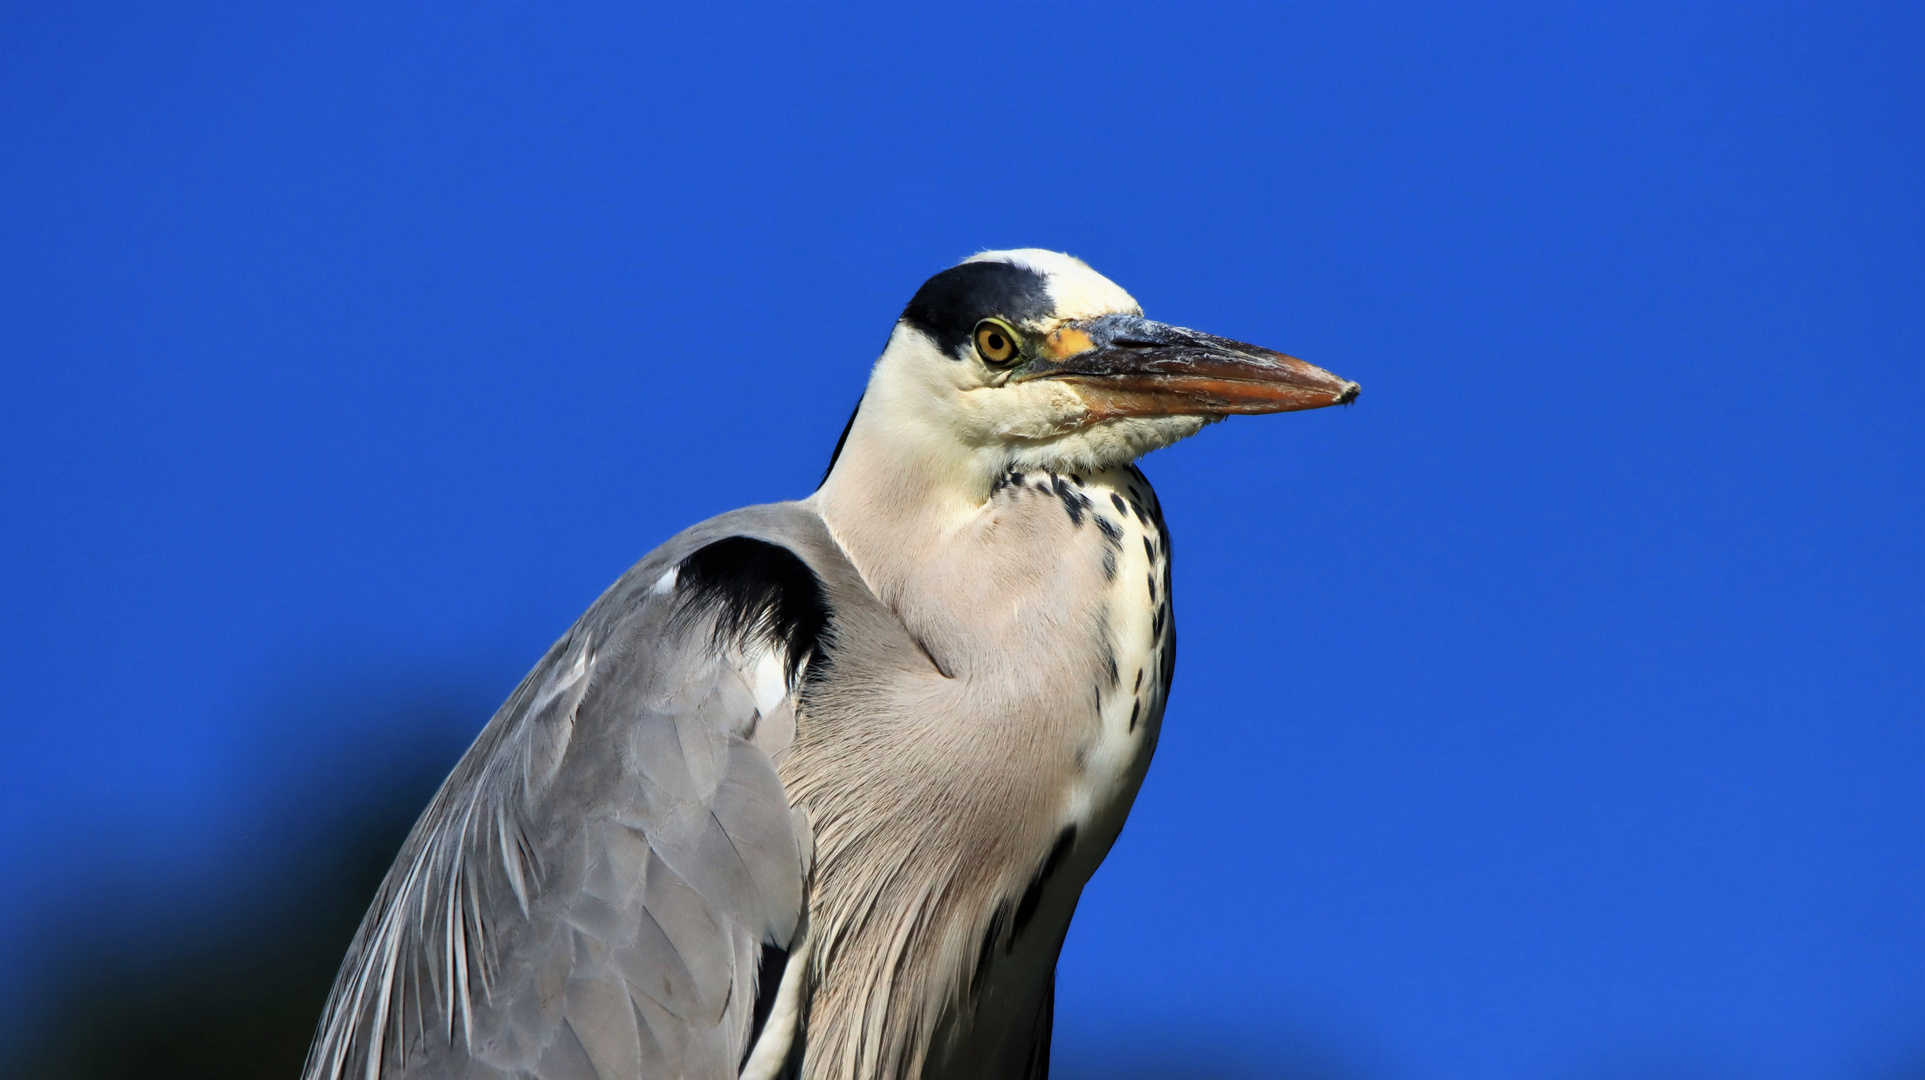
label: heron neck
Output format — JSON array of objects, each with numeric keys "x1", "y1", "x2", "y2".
[{"x1": 810, "y1": 406, "x2": 1000, "y2": 613}]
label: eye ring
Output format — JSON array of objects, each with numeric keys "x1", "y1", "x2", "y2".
[{"x1": 973, "y1": 319, "x2": 1021, "y2": 366}]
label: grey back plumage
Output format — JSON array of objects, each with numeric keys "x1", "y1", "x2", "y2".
[{"x1": 303, "y1": 504, "x2": 848, "y2": 1080}]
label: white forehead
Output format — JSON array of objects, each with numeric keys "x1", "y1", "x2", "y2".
[{"x1": 964, "y1": 248, "x2": 1142, "y2": 321}]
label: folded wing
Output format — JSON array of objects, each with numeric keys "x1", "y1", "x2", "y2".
[{"x1": 303, "y1": 522, "x2": 829, "y2": 1080}]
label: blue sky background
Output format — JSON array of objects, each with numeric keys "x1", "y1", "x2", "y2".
[{"x1": 2, "y1": 3, "x2": 1920, "y2": 1078}]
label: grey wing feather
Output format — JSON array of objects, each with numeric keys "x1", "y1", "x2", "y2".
[{"x1": 303, "y1": 507, "x2": 827, "y2": 1080}]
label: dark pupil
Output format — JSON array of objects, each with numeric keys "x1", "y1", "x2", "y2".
[{"x1": 986, "y1": 332, "x2": 1005, "y2": 351}]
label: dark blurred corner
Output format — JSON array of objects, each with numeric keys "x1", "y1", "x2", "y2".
[{"x1": 0, "y1": 688, "x2": 478, "y2": 1080}]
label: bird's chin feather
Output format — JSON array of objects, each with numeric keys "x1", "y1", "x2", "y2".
[
  {"x1": 971, "y1": 378, "x2": 1216, "y2": 475},
  {"x1": 1004, "y1": 414, "x2": 1216, "y2": 475}
]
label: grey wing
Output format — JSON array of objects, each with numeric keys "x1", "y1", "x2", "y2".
[{"x1": 303, "y1": 532, "x2": 826, "y2": 1080}]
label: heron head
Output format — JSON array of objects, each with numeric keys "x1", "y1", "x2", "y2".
[{"x1": 848, "y1": 249, "x2": 1358, "y2": 480}]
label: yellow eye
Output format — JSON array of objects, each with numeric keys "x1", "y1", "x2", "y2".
[{"x1": 974, "y1": 320, "x2": 1020, "y2": 365}]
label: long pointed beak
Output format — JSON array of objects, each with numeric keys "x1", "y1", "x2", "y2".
[{"x1": 1011, "y1": 313, "x2": 1359, "y2": 421}]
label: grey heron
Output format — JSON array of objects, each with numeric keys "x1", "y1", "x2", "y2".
[{"x1": 304, "y1": 249, "x2": 1359, "y2": 1080}]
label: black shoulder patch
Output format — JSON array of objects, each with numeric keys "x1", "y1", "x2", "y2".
[
  {"x1": 900, "y1": 260, "x2": 1054, "y2": 356},
  {"x1": 675, "y1": 537, "x2": 831, "y2": 679}
]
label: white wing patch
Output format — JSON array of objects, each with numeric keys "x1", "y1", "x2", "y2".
[
  {"x1": 747, "y1": 643, "x2": 804, "y2": 764},
  {"x1": 751, "y1": 647, "x2": 789, "y2": 718}
]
